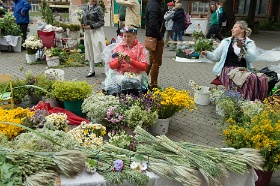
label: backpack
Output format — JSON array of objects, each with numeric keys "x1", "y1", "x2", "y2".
[
  {"x1": 218, "y1": 7, "x2": 227, "y2": 24},
  {"x1": 184, "y1": 13, "x2": 192, "y2": 29}
]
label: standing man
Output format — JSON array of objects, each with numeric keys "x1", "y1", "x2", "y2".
[
  {"x1": 145, "y1": 0, "x2": 164, "y2": 89},
  {"x1": 13, "y1": 0, "x2": 31, "y2": 47},
  {"x1": 164, "y1": 1, "x2": 175, "y2": 48},
  {"x1": 82, "y1": 0, "x2": 106, "y2": 78},
  {"x1": 116, "y1": 0, "x2": 140, "y2": 27}
]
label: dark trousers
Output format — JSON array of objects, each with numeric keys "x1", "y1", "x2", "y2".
[
  {"x1": 146, "y1": 40, "x2": 164, "y2": 89},
  {"x1": 206, "y1": 24, "x2": 223, "y2": 41},
  {"x1": 18, "y1": 23, "x2": 28, "y2": 44}
]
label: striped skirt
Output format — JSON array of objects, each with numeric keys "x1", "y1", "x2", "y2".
[{"x1": 219, "y1": 66, "x2": 268, "y2": 101}]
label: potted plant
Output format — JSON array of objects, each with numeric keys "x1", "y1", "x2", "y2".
[
  {"x1": 52, "y1": 80, "x2": 93, "y2": 116},
  {"x1": 189, "y1": 80, "x2": 211, "y2": 105},
  {"x1": 44, "y1": 47, "x2": 61, "y2": 67},
  {"x1": 223, "y1": 101, "x2": 280, "y2": 186},
  {"x1": 0, "y1": 12, "x2": 21, "y2": 36},
  {"x1": 22, "y1": 35, "x2": 43, "y2": 63},
  {"x1": 150, "y1": 87, "x2": 196, "y2": 135}
]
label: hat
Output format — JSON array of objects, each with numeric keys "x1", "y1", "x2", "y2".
[{"x1": 167, "y1": 2, "x2": 175, "y2": 6}]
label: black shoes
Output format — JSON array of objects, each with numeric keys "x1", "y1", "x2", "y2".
[{"x1": 86, "y1": 72, "x2": 95, "y2": 78}]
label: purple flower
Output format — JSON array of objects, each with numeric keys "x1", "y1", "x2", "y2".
[{"x1": 114, "y1": 159, "x2": 124, "y2": 172}]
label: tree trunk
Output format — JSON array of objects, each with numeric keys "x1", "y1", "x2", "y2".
[
  {"x1": 247, "y1": 0, "x2": 257, "y2": 30},
  {"x1": 223, "y1": 0, "x2": 235, "y2": 33},
  {"x1": 270, "y1": 0, "x2": 280, "y2": 22}
]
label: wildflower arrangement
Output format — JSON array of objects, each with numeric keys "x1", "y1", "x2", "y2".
[
  {"x1": 82, "y1": 93, "x2": 120, "y2": 121},
  {"x1": 43, "y1": 47, "x2": 61, "y2": 57},
  {"x1": 22, "y1": 36, "x2": 43, "y2": 54},
  {"x1": 189, "y1": 80, "x2": 202, "y2": 91},
  {"x1": 44, "y1": 113, "x2": 68, "y2": 131},
  {"x1": 0, "y1": 107, "x2": 34, "y2": 139},
  {"x1": 104, "y1": 106, "x2": 125, "y2": 131},
  {"x1": 152, "y1": 87, "x2": 196, "y2": 119},
  {"x1": 108, "y1": 130, "x2": 136, "y2": 151},
  {"x1": 223, "y1": 102, "x2": 280, "y2": 171},
  {"x1": 74, "y1": 8, "x2": 84, "y2": 24},
  {"x1": 29, "y1": 109, "x2": 49, "y2": 128},
  {"x1": 68, "y1": 121, "x2": 106, "y2": 149},
  {"x1": 214, "y1": 89, "x2": 244, "y2": 122}
]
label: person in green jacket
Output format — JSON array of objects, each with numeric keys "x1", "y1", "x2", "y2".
[{"x1": 206, "y1": 4, "x2": 222, "y2": 41}]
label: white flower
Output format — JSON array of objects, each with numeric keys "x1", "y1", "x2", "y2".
[
  {"x1": 130, "y1": 162, "x2": 140, "y2": 170},
  {"x1": 139, "y1": 162, "x2": 147, "y2": 171}
]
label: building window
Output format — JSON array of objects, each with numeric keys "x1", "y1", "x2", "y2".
[
  {"x1": 238, "y1": 0, "x2": 268, "y2": 15},
  {"x1": 192, "y1": 2, "x2": 209, "y2": 14}
]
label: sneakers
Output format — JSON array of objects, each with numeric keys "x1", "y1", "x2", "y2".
[{"x1": 86, "y1": 72, "x2": 95, "y2": 78}]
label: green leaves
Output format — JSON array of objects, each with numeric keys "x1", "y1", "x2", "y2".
[
  {"x1": 194, "y1": 38, "x2": 214, "y2": 53},
  {"x1": 0, "y1": 12, "x2": 22, "y2": 36},
  {"x1": 0, "y1": 155, "x2": 22, "y2": 186}
]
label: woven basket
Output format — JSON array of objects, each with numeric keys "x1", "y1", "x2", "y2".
[{"x1": 268, "y1": 89, "x2": 280, "y2": 104}]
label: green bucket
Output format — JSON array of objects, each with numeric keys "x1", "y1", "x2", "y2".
[{"x1": 64, "y1": 100, "x2": 84, "y2": 116}]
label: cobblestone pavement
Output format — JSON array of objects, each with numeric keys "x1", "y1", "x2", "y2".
[{"x1": 0, "y1": 21, "x2": 280, "y2": 185}]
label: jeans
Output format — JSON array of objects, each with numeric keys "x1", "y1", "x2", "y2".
[
  {"x1": 173, "y1": 31, "x2": 184, "y2": 41},
  {"x1": 146, "y1": 40, "x2": 164, "y2": 89}
]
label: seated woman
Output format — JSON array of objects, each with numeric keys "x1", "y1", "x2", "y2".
[
  {"x1": 201, "y1": 20, "x2": 268, "y2": 101},
  {"x1": 102, "y1": 26, "x2": 149, "y2": 95}
]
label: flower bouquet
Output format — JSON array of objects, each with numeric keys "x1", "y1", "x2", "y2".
[
  {"x1": 152, "y1": 87, "x2": 196, "y2": 119},
  {"x1": 223, "y1": 102, "x2": 280, "y2": 171},
  {"x1": 44, "y1": 112, "x2": 68, "y2": 131},
  {"x1": 22, "y1": 36, "x2": 43, "y2": 54},
  {"x1": 68, "y1": 121, "x2": 106, "y2": 149}
]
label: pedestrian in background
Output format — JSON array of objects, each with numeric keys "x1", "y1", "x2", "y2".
[
  {"x1": 206, "y1": 4, "x2": 222, "y2": 41},
  {"x1": 82, "y1": 0, "x2": 106, "y2": 78},
  {"x1": 145, "y1": 0, "x2": 164, "y2": 89},
  {"x1": 164, "y1": 1, "x2": 175, "y2": 48},
  {"x1": 116, "y1": 0, "x2": 140, "y2": 28},
  {"x1": 172, "y1": 3, "x2": 185, "y2": 42},
  {"x1": 12, "y1": 0, "x2": 30, "y2": 47},
  {"x1": 118, "y1": 4, "x2": 126, "y2": 29}
]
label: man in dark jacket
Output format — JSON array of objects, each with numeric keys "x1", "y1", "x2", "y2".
[
  {"x1": 145, "y1": 0, "x2": 164, "y2": 89},
  {"x1": 13, "y1": 0, "x2": 31, "y2": 45}
]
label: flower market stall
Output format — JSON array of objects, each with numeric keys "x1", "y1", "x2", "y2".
[{"x1": 0, "y1": 76, "x2": 277, "y2": 186}]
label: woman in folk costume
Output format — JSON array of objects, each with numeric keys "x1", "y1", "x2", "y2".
[
  {"x1": 81, "y1": 0, "x2": 106, "y2": 78},
  {"x1": 201, "y1": 20, "x2": 268, "y2": 101}
]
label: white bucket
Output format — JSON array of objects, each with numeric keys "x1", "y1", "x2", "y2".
[
  {"x1": 46, "y1": 56, "x2": 60, "y2": 67},
  {"x1": 149, "y1": 118, "x2": 170, "y2": 135},
  {"x1": 26, "y1": 54, "x2": 37, "y2": 64},
  {"x1": 45, "y1": 69, "x2": 64, "y2": 80},
  {"x1": 194, "y1": 86, "x2": 211, "y2": 105}
]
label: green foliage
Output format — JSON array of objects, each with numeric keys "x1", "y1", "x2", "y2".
[
  {"x1": 194, "y1": 38, "x2": 214, "y2": 54},
  {"x1": 67, "y1": 24, "x2": 81, "y2": 31},
  {"x1": 52, "y1": 80, "x2": 93, "y2": 101},
  {"x1": 33, "y1": 74, "x2": 55, "y2": 97},
  {"x1": 0, "y1": 12, "x2": 22, "y2": 36},
  {"x1": 259, "y1": 19, "x2": 280, "y2": 31},
  {"x1": 12, "y1": 78, "x2": 28, "y2": 104},
  {"x1": 103, "y1": 170, "x2": 149, "y2": 186},
  {"x1": 0, "y1": 155, "x2": 23, "y2": 186},
  {"x1": 40, "y1": 0, "x2": 54, "y2": 24},
  {"x1": 191, "y1": 30, "x2": 204, "y2": 41},
  {"x1": 2, "y1": 129, "x2": 79, "y2": 152}
]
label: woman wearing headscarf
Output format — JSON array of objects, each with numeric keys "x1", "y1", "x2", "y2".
[{"x1": 201, "y1": 20, "x2": 268, "y2": 101}]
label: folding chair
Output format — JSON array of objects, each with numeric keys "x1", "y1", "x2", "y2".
[
  {"x1": 0, "y1": 74, "x2": 14, "y2": 109},
  {"x1": 38, "y1": 30, "x2": 56, "y2": 59}
]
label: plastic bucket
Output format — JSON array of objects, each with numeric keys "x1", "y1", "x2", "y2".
[
  {"x1": 149, "y1": 118, "x2": 170, "y2": 135},
  {"x1": 194, "y1": 86, "x2": 211, "y2": 105},
  {"x1": 64, "y1": 100, "x2": 83, "y2": 116},
  {"x1": 45, "y1": 69, "x2": 64, "y2": 80},
  {"x1": 46, "y1": 56, "x2": 60, "y2": 67}
]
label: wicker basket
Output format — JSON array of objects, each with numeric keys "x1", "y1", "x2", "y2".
[{"x1": 268, "y1": 89, "x2": 280, "y2": 104}]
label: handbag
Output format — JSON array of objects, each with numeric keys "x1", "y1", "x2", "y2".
[{"x1": 144, "y1": 36, "x2": 158, "y2": 51}]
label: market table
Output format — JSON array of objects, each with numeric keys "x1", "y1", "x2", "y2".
[
  {"x1": 60, "y1": 169, "x2": 258, "y2": 186},
  {"x1": 0, "y1": 36, "x2": 22, "y2": 52}
]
